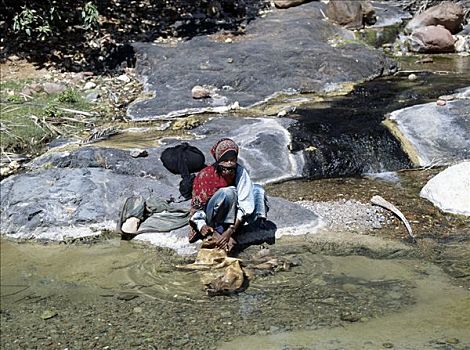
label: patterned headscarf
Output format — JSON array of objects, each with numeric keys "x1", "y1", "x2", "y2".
[{"x1": 210, "y1": 138, "x2": 239, "y2": 162}]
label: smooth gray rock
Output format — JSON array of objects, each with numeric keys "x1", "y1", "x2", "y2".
[
  {"x1": 135, "y1": 196, "x2": 320, "y2": 255},
  {"x1": 0, "y1": 168, "x2": 180, "y2": 238},
  {"x1": 420, "y1": 161, "x2": 470, "y2": 216},
  {"x1": 0, "y1": 166, "x2": 319, "y2": 253},
  {"x1": 388, "y1": 88, "x2": 470, "y2": 166},
  {"x1": 128, "y1": 1, "x2": 395, "y2": 119},
  {"x1": 1, "y1": 116, "x2": 318, "y2": 248},
  {"x1": 29, "y1": 117, "x2": 303, "y2": 185}
]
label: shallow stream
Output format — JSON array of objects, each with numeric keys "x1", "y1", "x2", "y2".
[{"x1": 1, "y1": 55, "x2": 470, "y2": 349}]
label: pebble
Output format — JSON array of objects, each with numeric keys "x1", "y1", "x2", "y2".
[
  {"x1": 382, "y1": 342, "x2": 394, "y2": 348},
  {"x1": 299, "y1": 200, "x2": 388, "y2": 232},
  {"x1": 191, "y1": 85, "x2": 211, "y2": 99},
  {"x1": 116, "y1": 74, "x2": 131, "y2": 83},
  {"x1": 83, "y1": 81, "x2": 97, "y2": 90},
  {"x1": 129, "y1": 149, "x2": 148, "y2": 158},
  {"x1": 438, "y1": 95, "x2": 454, "y2": 101},
  {"x1": 408, "y1": 73, "x2": 418, "y2": 81},
  {"x1": 436, "y1": 99, "x2": 447, "y2": 106},
  {"x1": 41, "y1": 310, "x2": 58, "y2": 320},
  {"x1": 43, "y1": 82, "x2": 67, "y2": 94},
  {"x1": 85, "y1": 91, "x2": 101, "y2": 102},
  {"x1": 116, "y1": 293, "x2": 139, "y2": 301}
]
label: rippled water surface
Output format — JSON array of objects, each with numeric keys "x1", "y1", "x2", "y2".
[{"x1": 1, "y1": 235, "x2": 469, "y2": 349}]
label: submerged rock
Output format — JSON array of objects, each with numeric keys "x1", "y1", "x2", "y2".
[{"x1": 420, "y1": 161, "x2": 470, "y2": 216}]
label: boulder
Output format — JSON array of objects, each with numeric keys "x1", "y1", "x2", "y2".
[
  {"x1": 128, "y1": 1, "x2": 394, "y2": 119},
  {"x1": 420, "y1": 161, "x2": 470, "y2": 216},
  {"x1": 408, "y1": 25, "x2": 455, "y2": 53},
  {"x1": 0, "y1": 168, "x2": 181, "y2": 239},
  {"x1": 274, "y1": 0, "x2": 310, "y2": 9},
  {"x1": 326, "y1": 0, "x2": 376, "y2": 30},
  {"x1": 386, "y1": 88, "x2": 470, "y2": 167},
  {"x1": 405, "y1": 1, "x2": 465, "y2": 34}
]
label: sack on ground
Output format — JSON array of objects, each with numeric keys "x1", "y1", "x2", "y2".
[{"x1": 160, "y1": 142, "x2": 206, "y2": 200}]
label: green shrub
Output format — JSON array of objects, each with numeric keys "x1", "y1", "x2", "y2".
[
  {"x1": 12, "y1": 2, "x2": 98, "y2": 39},
  {"x1": 57, "y1": 89, "x2": 80, "y2": 104}
]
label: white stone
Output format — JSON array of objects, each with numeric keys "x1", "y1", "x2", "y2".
[
  {"x1": 121, "y1": 217, "x2": 140, "y2": 233},
  {"x1": 420, "y1": 161, "x2": 470, "y2": 216},
  {"x1": 83, "y1": 81, "x2": 97, "y2": 90},
  {"x1": 116, "y1": 74, "x2": 131, "y2": 83}
]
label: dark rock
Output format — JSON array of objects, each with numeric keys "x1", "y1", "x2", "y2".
[
  {"x1": 128, "y1": 1, "x2": 394, "y2": 119},
  {"x1": 129, "y1": 149, "x2": 148, "y2": 158}
]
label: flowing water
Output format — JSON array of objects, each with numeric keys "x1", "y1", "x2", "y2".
[
  {"x1": 1, "y1": 230, "x2": 469, "y2": 349},
  {"x1": 1, "y1": 55, "x2": 470, "y2": 349}
]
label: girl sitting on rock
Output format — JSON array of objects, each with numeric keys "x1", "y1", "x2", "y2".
[{"x1": 189, "y1": 138, "x2": 268, "y2": 252}]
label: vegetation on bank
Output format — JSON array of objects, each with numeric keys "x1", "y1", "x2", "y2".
[
  {"x1": 1, "y1": 0, "x2": 270, "y2": 72},
  {"x1": 1, "y1": 80, "x2": 96, "y2": 156},
  {"x1": 0, "y1": 70, "x2": 140, "y2": 158}
]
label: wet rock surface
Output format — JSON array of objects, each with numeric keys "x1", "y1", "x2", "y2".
[
  {"x1": 128, "y1": 1, "x2": 396, "y2": 119},
  {"x1": 0, "y1": 116, "x2": 313, "y2": 248},
  {"x1": 28, "y1": 116, "x2": 301, "y2": 184},
  {"x1": 387, "y1": 87, "x2": 470, "y2": 166}
]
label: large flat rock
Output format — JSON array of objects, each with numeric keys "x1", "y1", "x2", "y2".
[
  {"x1": 135, "y1": 196, "x2": 320, "y2": 255},
  {"x1": 386, "y1": 87, "x2": 470, "y2": 166},
  {"x1": 0, "y1": 168, "x2": 181, "y2": 239},
  {"x1": 128, "y1": 1, "x2": 395, "y2": 119},
  {"x1": 29, "y1": 117, "x2": 303, "y2": 185},
  {"x1": 1, "y1": 116, "x2": 320, "y2": 252}
]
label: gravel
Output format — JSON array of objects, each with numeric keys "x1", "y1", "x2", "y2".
[{"x1": 299, "y1": 199, "x2": 391, "y2": 232}]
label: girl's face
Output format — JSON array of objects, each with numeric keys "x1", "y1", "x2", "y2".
[
  {"x1": 220, "y1": 156, "x2": 237, "y2": 169},
  {"x1": 219, "y1": 156, "x2": 237, "y2": 176}
]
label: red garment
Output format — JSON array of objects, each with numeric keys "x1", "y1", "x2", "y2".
[{"x1": 191, "y1": 164, "x2": 236, "y2": 210}]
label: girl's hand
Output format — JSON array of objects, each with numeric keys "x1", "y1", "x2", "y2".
[{"x1": 200, "y1": 225, "x2": 214, "y2": 237}]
